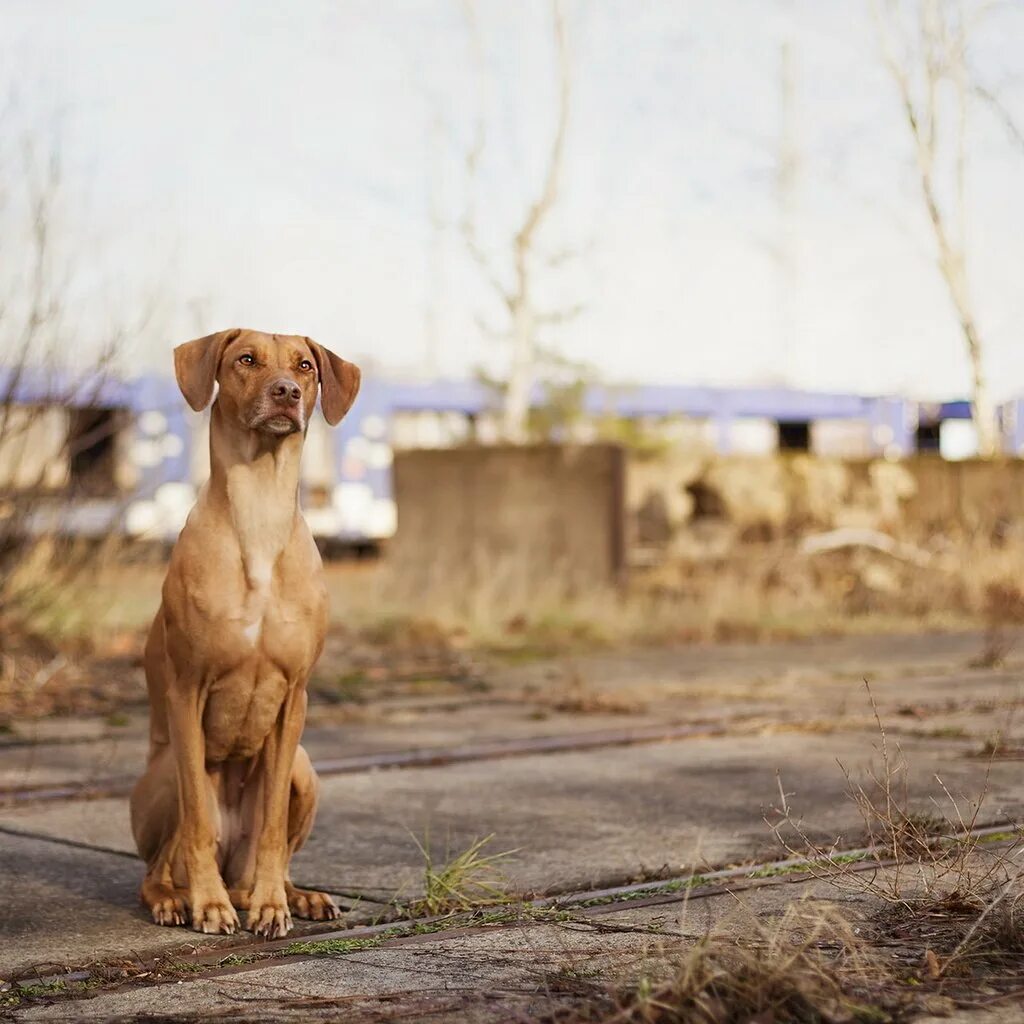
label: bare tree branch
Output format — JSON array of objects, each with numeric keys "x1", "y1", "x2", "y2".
[
  {"x1": 513, "y1": 1, "x2": 570, "y2": 258},
  {"x1": 973, "y1": 81, "x2": 1024, "y2": 152},
  {"x1": 502, "y1": 0, "x2": 572, "y2": 442},
  {"x1": 458, "y1": 0, "x2": 511, "y2": 306},
  {"x1": 871, "y1": 0, "x2": 999, "y2": 457},
  {"x1": 455, "y1": 0, "x2": 581, "y2": 442}
]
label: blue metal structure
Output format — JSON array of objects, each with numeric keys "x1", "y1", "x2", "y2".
[
  {"x1": 0, "y1": 367, "x2": 192, "y2": 537},
  {"x1": 578, "y1": 385, "x2": 913, "y2": 456},
  {"x1": 2, "y1": 364, "x2": 1021, "y2": 542}
]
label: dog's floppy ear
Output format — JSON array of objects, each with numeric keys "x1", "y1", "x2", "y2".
[
  {"x1": 308, "y1": 340, "x2": 361, "y2": 426},
  {"x1": 173, "y1": 329, "x2": 242, "y2": 412}
]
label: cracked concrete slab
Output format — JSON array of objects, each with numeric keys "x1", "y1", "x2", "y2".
[{"x1": 3, "y1": 728, "x2": 1021, "y2": 908}]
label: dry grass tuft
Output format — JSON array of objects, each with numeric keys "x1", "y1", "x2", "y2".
[
  {"x1": 327, "y1": 536, "x2": 1024, "y2": 660},
  {"x1": 550, "y1": 906, "x2": 896, "y2": 1024},
  {"x1": 407, "y1": 832, "x2": 518, "y2": 917},
  {"x1": 0, "y1": 553, "x2": 157, "y2": 722}
]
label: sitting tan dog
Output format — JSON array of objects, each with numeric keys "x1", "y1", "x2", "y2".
[{"x1": 130, "y1": 329, "x2": 360, "y2": 937}]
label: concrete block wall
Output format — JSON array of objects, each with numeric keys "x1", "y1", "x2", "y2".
[{"x1": 389, "y1": 444, "x2": 626, "y2": 594}]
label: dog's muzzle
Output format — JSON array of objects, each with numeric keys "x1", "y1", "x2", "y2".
[{"x1": 252, "y1": 379, "x2": 305, "y2": 435}]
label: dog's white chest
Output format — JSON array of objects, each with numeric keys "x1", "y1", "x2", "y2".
[{"x1": 240, "y1": 558, "x2": 274, "y2": 648}]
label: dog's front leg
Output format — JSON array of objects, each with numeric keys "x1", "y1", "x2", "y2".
[
  {"x1": 166, "y1": 684, "x2": 239, "y2": 934},
  {"x1": 247, "y1": 686, "x2": 307, "y2": 938}
]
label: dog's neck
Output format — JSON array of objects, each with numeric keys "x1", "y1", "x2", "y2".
[{"x1": 207, "y1": 403, "x2": 304, "y2": 588}]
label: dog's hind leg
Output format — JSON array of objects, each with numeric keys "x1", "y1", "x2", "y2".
[
  {"x1": 131, "y1": 745, "x2": 190, "y2": 925},
  {"x1": 284, "y1": 745, "x2": 341, "y2": 921},
  {"x1": 130, "y1": 744, "x2": 224, "y2": 928}
]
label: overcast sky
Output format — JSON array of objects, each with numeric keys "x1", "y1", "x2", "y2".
[{"x1": 2, "y1": 0, "x2": 1023, "y2": 400}]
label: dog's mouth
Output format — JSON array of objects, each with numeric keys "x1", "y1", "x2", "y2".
[{"x1": 255, "y1": 410, "x2": 303, "y2": 435}]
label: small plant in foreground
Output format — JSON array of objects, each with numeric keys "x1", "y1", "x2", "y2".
[{"x1": 407, "y1": 832, "x2": 518, "y2": 917}]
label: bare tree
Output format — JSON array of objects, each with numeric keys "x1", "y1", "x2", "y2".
[
  {"x1": 460, "y1": 0, "x2": 579, "y2": 443},
  {"x1": 0, "y1": 111, "x2": 156, "y2": 643},
  {"x1": 871, "y1": 0, "x2": 999, "y2": 457}
]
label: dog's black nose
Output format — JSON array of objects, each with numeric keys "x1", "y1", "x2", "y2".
[{"x1": 270, "y1": 379, "x2": 301, "y2": 405}]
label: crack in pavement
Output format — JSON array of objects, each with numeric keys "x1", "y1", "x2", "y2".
[{"x1": 0, "y1": 721, "x2": 737, "y2": 807}]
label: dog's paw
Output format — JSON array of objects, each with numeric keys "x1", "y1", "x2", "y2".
[
  {"x1": 247, "y1": 888, "x2": 293, "y2": 939},
  {"x1": 287, "y1": 884, "x2": 342, "y2": 921},
  {"x1": 190, "y1": 892, "x2": 240, "y2": 935},
  {"x1": 141, "y1": 879, "x2": 189, "y2": 928},
  {"x1": 151, "y1": 893, "x2": 188, "y2": 927}
]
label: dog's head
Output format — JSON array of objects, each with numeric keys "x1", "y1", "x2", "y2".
[{"x1": 174, "y1": 329, "x2": 360, "y2": 435}]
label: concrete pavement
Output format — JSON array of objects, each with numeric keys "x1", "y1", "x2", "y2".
[{"x1": 1, "y1": 632, "x2": 1022, "y2": 1020}]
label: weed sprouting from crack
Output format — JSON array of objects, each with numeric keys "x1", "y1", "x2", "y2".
[
  {"x1": 563, "y1": 852, "x2": 878, "y2": 909},
  {"x1": 215, "y1": 952, "x2": 263, "y2": 968},
  {"x1": 282, "y1": 935, "x2": 387, "y2": 957},
  {"x1": 281, "y1": 904, "x2": 571, "y2": 959},
  {"x1": 566, "y1": 875, "x2": 710, "y2": 909},
  {"x1": 0, "y1": 977, "x2": 103, "y2": 1010},
  {"x1": 747, "y1": 852, "x2": 869, "y2": 879},
  {"x1": 403, "y1": 831, "x2": 519, "y2": 917},
  {"x1": 761, "y1": 680, "x2": 1024, "y2": 992},
  {"x1": 163, "y1": 961, "x2": 207, "y2": 975},
  {"x1": 767, "y1": 681, "x2": 1021, "y2": 910}
]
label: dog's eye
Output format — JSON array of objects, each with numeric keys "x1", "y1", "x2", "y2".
[
  {"x1": 238, "y1": 354, "x2": 255, "y2": 366},
  {"x1": 299, "y1": 359, "x2": 314, "y2": 372}
]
